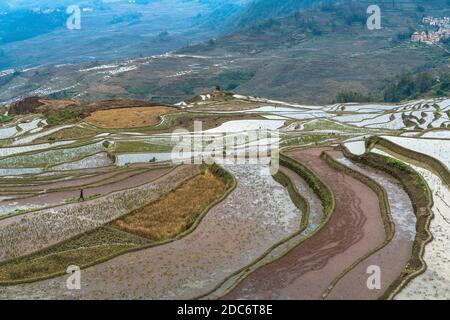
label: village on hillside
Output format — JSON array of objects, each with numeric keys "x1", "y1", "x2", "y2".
[{"x1": 411, "y1": 16, "x2": 450, "y2": 44}]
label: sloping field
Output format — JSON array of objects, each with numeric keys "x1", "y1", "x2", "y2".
[
  {"x1": 0, "y1": 94, "x2": 449, "y2": 300},
  {"x1": 0, "y1": 163, "x2": 302, "y2": 299},
  {"x1": 224, "y1": 147, "x2": 386, "y2": 299},
  {"x1": 85, "y1": 106, "x2": 176, "y2": 128}
]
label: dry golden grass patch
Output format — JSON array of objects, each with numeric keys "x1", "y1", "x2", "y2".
[
  {"x1": 111, "y1": 169, "x2": 228, "y2": 241},
  {"x1": 85, "y1": 106, "x2": 176, "y2": 128}
]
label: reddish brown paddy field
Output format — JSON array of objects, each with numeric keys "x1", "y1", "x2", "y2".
[
  {"x1": 224, "y1": 147, "x2": 386, "y2": 300},
  {"x1": 325, "y1": 151, "x2": 416, "y2": 299}
]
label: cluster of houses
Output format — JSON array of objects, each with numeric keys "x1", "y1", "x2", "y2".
[{"x1": 411, "y1": 16, "x2": 450, "y2": 45}]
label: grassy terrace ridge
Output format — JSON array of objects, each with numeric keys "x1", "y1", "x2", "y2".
[
  {"x1": 114, "y1": 141, "x2": 173, "y2": 153},
  {"x1": 279, "y1": 152, "x2": 334, "y2": 216},
  {"x1": 272, "y1": 169, "x2": 309, "y2": 228},
  {"x1": 34, "y1": 126, "x2": 99, "y2": 143},
  {"x1": 368, "y1": 136, "x2": 450, "y2": 187},
  {"x1": 340, "y1": 144, "x2": 434, "y2": 299},
  {"x1": 0, "y1": 164, "x2": 235, "y2": 285},
  {"x1": 0, "y1": 227, "x2": 150, "y2": 284}
]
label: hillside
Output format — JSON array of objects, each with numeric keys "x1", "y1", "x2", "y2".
[
  {"x1": 0, "y1": 0, "x2": 449, "y2": 105},
  {"x1": 178, "y1": 0, "x2": 450, "y2": 103},
  {"x1": 230, "y1": 0, "x2": 328, "y2": 28},
  {"x1": 0, "y1": 0, "x2": 248, "y2": 70}
]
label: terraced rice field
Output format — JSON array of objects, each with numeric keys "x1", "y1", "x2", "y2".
[
  {"x1": 325, "y1": 154, "x2": 416, "y2": 299},
  {"x1": 371, "y1": 148, "x2": 450, "y2": 300},
  {"x1": 0, "y1": 94, "x2": 449, "y2": 300},
  {"x1": 0, "y1": 163, "x2": 302, "y2": 299},
  {"x1": 224, "y1": 148, "x2": 386, "y2": 299}
]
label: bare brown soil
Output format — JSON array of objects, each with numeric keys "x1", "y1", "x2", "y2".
[
  {"x1": 223, "y1": 147, "x2": 385, "y2": 300},
  {"x1": 111, "y1": 169, "x2": 228, "y2": 241},
  {"x1": 85, "y1": 106, "x2": 176, "y2": 128}
]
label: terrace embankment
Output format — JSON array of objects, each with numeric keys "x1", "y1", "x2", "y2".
[
  {"x1": 0, "y1": 163, "x2": 302, "y2": 299},
  {"x1": 0, "y1": 167, "x2": 147, "y2": 194},
  {"x1": 324, "y1": 152, "x2": 416, "y2": 299},
  {"x1": 224, "y1": 147, "x2": 385, "y2": 300}
]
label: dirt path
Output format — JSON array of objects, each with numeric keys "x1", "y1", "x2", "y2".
[
  {"x1": 326, "y1": 153, "x2": 416, "y2": 299},
  {"x1": 224, "y1": 147, "x2": 385, "y2": 299},
  {"x1": 0, "y1": 163, "x2": 302, "y2": 299}
]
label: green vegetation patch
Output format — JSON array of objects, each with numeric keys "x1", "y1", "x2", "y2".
[
  {"x1": 35, "y1": 126, "x2": 98, "y2": 143},
  {"x1": 281, "y1": 134, "x2": 338, "y2": 147},
  {"x1": 0, "y1": 115, "x2": 14, "y2": 124},
  {"x1": 45, "y1": 107, "x2": 87, "y2": 126}
]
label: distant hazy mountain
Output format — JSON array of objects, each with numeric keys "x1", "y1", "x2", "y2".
[
  {"x1": 0, "y1": 9, "x2": 67, "y2": 46},
  {"x1": 0, "y1": 0, "x2": 249, "y2": 70},
  {"x1": 231, "y1": 0, "x2": 330, "y2": 28}
]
